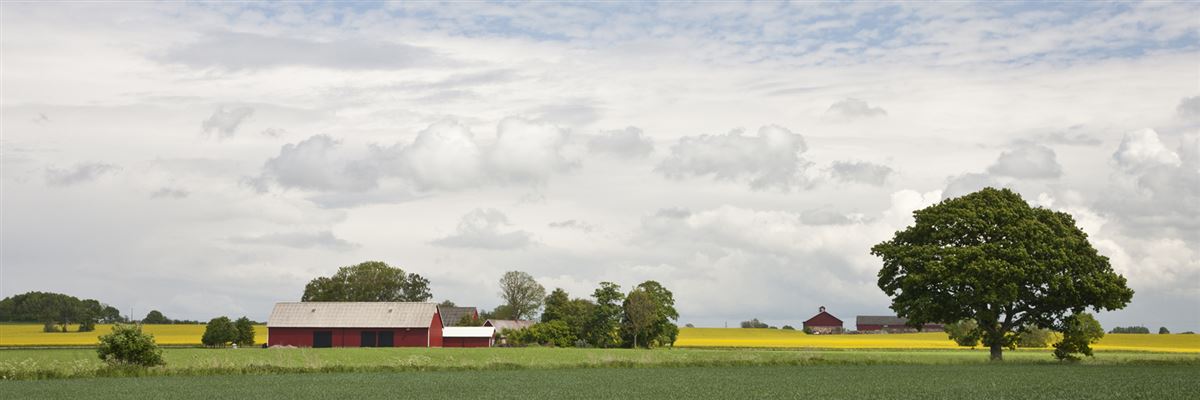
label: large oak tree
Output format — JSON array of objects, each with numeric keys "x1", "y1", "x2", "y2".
[
  {"x1": 872, "y1": 188, "x2": 1133, "y2": 360},
  {"x1": 301, "y1": 261, "x2": 432, "y2": 302}
]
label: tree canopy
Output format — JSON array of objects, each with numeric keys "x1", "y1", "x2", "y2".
[
  {"x1": 143, "y1": 310, "x2": 171, "y2": 324},
  {"x1": 498, "y1": 271, "x2": 546, "y2": 320},
  {"x1": 621, "y1": 281, "x2": 679, "y2": 348},
  {"x1": 872, "y1": 187, "x2": 1133, "y2": 360},
  {"x1": 301, "y1": 261, "x2": 432, "y2": 302},
  {"x1": 0, "y1": 291, "x2": 121, "y2": 331}
]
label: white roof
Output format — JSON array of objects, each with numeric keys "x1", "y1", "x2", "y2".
[
  {"x1": 268, "y1": 302, "x2": 437, "y2": 328},
  {"x1": 442, "y1": 326, "x2": 495, "y2": 338}
]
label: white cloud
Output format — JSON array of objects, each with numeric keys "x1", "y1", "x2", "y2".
[
  {"x1": 431, "y1": 208, "x2": 533, "y2": 250},
  {"x1": 383, "y1": 120, "x2": 486, "y2": 190},
  {"x1": 1112, "y1": 128, "x2": 1182, "y2": 171},
  {"x1": 201, "y1": 106, "x2": 255, "y2": 138},
  {"x1": 829, "y1": 161, "x2": 893, "y2": 185},
  {"x1": 161, "y1": 31, "x2": 445, "y2": 71},
  {"x1": 987, "y1": 144, "x2": 1062, "y2": 179},
  {"x1": 1177, "y1": 96, "x2": 1200, "y2": 120},
  {"x1": 657, "y1": 125, "x2": 811, "y2": 190},
  {"x1": 824, "y1": 98, "x2": 887, "y2": 120},
  {"x1": 231, "y1": 230, "x2": 359, "y2": 251},
  {"x1": 587, "y1": 127, "x2": 654, "y2": 159},
  {"x1": 488, "y1": 117, "x2": 577, "y2": 182},
  {"x1": 261, "y1": 135, "x2": 379, "y2": 192}
]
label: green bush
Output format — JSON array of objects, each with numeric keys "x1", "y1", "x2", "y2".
[
  {"x1": 96, "y1": 323, "x2": 165, "y2": 367},
  {"x1": 79, "y1": 319, "x2": 96, "y2": 332},
  {"x1": 740, "y1": 318, "x2": 769, "y2": 329},
  {"x1": 1054, "y1": 313, "x2": 1104, "y2": 361},
  {"x1": 781, "y1": 325, "x2": 795, "y2": 330},
  {"x1": 945, "y1": 319, "x2": 981, "y2": 347},
  {"x1": 234, "y1": 316, "x2": 255, "y2": 346},
  {"x1": 507, "y1": 320, "x2": 574, "y2": 347},
  {"x1": 1158, "y1": 327, "x2": 1170, "y2": 334},
  {"x1": 1109, "y1": 326, "x2": 1150, "y2": 334},
  {"x1": 1017, "y1": 325, "x2": 1053, "y2": 348}
]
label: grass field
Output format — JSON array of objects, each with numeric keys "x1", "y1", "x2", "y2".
[
  {"x1": 676, "y1": 328, "x2": 1200, "y2": 353},
  {"x1": 2, "y1": 364, "x2": 1198, "y2": 400},
  {"x1": 1, "y1": 346, "x2": 1198, "y2": 380},
  {"x1": 0, "y1": 324, "x2": 268, "y2": 347}
]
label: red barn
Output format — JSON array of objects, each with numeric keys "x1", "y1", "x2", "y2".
[
  {"x1": 267, "y1": 302, "x2": 443, "y2": 347},
  {"x1": 441, "y1": 327, "x2": 495, "y2": 347},
  {"x1": 856, "y1": 315, "x2": 944, "y2": 333},
  {"x1": 802, "y1": 306, "x2": 844, "y2": 334}
]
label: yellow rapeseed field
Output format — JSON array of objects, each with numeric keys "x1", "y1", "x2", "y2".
[
  {"x1": 675, "y1": 328, "x2": 1200, "y2": 353},
  {"x1": 0, "y1": 324, "x2": 268, "y2": 346}
]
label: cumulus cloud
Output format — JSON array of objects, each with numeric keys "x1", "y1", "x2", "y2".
[
  {"x1": 431, "y1": 208, "x2": 533, "y2": 250},
  {"x1": 488, "y1": 117, "x2": 577, "y2": 182},
  {"x1": 230, "y1": 230, "x2": 358, "y2": 251},
  {"x1": 150, "y1": 187, "x2": 189, "y2": 199},
  {"x1": 202, "y1": 106, "x2": 254, "y2": 138},
  {"x1": 943, "y1": 172, "x2": 1001, "y2": 199},
  {"x1": 260, "y1": 128, "x2": 287, "y2": 138},
  {"x1": 261, "y1": 135, "x2": 379, "y2": 192},
  {"x1": 657, "y1": 125, "x2": 811, "y2": 190},
  {"x1": 162, "y1": 31, "x2": 444, "y2": 70},
  {"x1": 824, "y1": 98, "x2": 887, "y2": 120},
  {"x1": 380, "y1": 120, "x2": 486, "y2": 190},
  {"x1": 44, "y1": 162, "x2": 119, "y2": 186},
  {"x1": 987, "y1": 144, "x2": 1063, "y2": 179},
  {"x1": 587, "y1": 127, "x2": 654, "y2": 159},
  {"x1": 1112, "y1": 128, "x2": 1182, "y2": 171},
  {"x1": 829, "y1": 161, "x2": 893, "y2": 185}
]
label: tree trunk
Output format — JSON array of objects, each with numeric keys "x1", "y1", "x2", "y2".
[
  {"x1": 633, "y1": 330, "x2": 638, "y2": 349},
  {"x1": 989, "y1": 341, "x2": 1003, "y2": 361}
]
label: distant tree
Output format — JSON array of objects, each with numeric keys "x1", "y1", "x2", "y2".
[
  {"x1": 873, "y1": 188, "x2": 1134, "y2": 361},
  {"x1": 541, "y1": 288, "x2": 571, "y2": 323},
  {"x1": 498, "y1": 271, "x2": 546, "y2": 320},
  {"x1": 438, "y1": 300, "x2": 457, "y2": 307},
  {"x1": 1109, "y1": 326, "x2": 1151, "y2": 334},
  {"x1": 99, "y1": 305, "x2": 123, "y2": 323},
  {"x1": 143, "y1": 310, "x2": 171, "y2": 324},
  {"x1": 1159, "y1": 327, "x2": 1171, "y2": 334},
  {"x1": 302, "y1": 261, "x2": 432, "y2": 302},
  {"x1": 740, "y1": 319, "x2": 769, "y2": 329},
  {"x1": 944, "y1": 319, "x2": 982, "y2": 348},
  {"x1": 97, "y1": 324, "x2": 164, "y2": 367},
  {"x1": 625, "y1": 281, "x2": 679, "y2": 347},
  {"x1": 202, "y1": 316, "x2": 237, "y2": 347},
  {"x1": 1017, "y1": 325, "x2": 1053, "y2": 348},
  {"x1": 585, "y1": 282, "x2": 625, "y2": 347},
  {"x1": 781, "y1": 325, "x2": 795, "y2": 330},
  {"x1": 1054, "y1": 313, "x2": 1104, "y2": 361},
  {"x1": 457, "y1": 313, "x2": 484, "y2": 327},
  {"x1": 685, "y1": 323, "x2": 696, "y2": 328},
  {"x1": 481, "y1": 304, "x2": 516, "y2": 321},
  {"x1": 234, "y1": 316, "x2": 255, "y2": 346},
  {"x1": 622, "y1": 289, "x2": 657, "y2": 348}
]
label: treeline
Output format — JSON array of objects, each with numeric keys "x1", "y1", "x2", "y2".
[
  {"x1": 739, "y1": 318, "x2": 796, "y2": 331},
  {"x1": 501, "y1": 274, "x2": 679, "y2": 348},
  {"x1": 0, "y1": 292, "x2": 122, "y2": 332}
]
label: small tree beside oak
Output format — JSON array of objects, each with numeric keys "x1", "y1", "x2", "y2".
[{"x1": 872, "y1": 188, "x2": 1133, "y2": 361}]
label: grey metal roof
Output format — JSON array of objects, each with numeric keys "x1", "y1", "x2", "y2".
[
  {"x1": 856, "y1": 315, "x2": 910, "y2": 326},
  {"x1": 268, "y1": 302, "x2": 437, "y2": 328},
  {"x1": 438, "y1": 306, "x2": 478, "y2": 327},
  {"x1": 484, "y1": 319, "x2": 536, "y2": 332}
]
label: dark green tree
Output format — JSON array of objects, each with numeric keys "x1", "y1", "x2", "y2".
[
  {"x1": 301, "y1": 261, "x2": 432, "y2": 302},
  {"x1": 622, "y1": 289, "x2": 657, "y2": 348},
  {"x1": 498, "y1": 271, "x2": 546, "y2": 320},
  {"x1": 234, "y1": 316, "x2": 256, "y2": 346},
  {"x1": 585, "y1": 282, "x2": 624, "y2": 347},
  {"x1": 143, "y1": 310, "x2": 171, "y2": 324},
  {"x1": 740, "y1": 318, "x2": 769, "y2": 329},
  {"x1": 541, "y1": 288, "x2": 571, "y2": 323},
  {"x1": 944, "y1": 319, "x2": 982, "y2": 347},
  {"x1": 1159, "y1": 327, "x2": 1171, "y2": 334},
  {"x1": 1053, "y1": 313, "x2": 1104, "y2": 361},
  {"x1": 201, "y1": 316, "x2": 237, "y2": 347},
  {"x1": 872, "y1": 188, "x2": 1133, "y2": 360}
]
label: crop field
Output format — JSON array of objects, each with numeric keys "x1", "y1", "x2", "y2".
[
  {"x1": 0, "y1": 324, "x2": 267, "y2": 347},
  {"x1": 675, "y1": 328, "x2": 1200, "y2": 353},
  {"x1": 2, "y1": 364, "x2": 1199, "y2": 400}
]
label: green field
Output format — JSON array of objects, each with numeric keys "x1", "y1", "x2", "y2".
[
  {"x1": 2, "y1": 346, "x2": 1198, "y2": 380},
  {"x1": 2, "y1": 364, "x2": 1198, "y2": 400}
]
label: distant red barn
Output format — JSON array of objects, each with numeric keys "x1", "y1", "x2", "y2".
[
  {"x1": 856, "y1": 315, "x2": 944, "y2": 333},
  {"x1": 267, "y1": 302, "x2": 443, "y2": 348},
  {"x1": 802, "y1": 306, "x2": 844, "y2": 334}
]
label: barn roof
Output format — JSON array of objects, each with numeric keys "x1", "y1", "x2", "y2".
[
  {"x1": 802, "y1": 310, "x2": 843, "y2": 326},
  {"x1": 438, "y1": 306, "x2": 478, "y2": 327},
  {"x1": 443, "y1": 326, "x2": 495, "y2": 338},
  {"x1": 856, "y1": 315, "x2": 909, "y2": 326},
  {"x1": 484, "y1": 319, "x2": 536, "y2": 332},
  {"x1": 268, "y1": 302, "x2": 437, "y2": 328}
]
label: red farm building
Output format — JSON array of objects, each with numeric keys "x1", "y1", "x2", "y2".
[
  {"x1": 802, "y1": 306, "x2": 844, "y2": 334},
  {"x1": 856, "y1": 315, "x2": 944, "y2": 333},
  {"x1": 267, "y1": 302, "x2": 444, "y2": 348},
  {"x1": 441, "y1": 326, "x2": 495, "y2": 347}
]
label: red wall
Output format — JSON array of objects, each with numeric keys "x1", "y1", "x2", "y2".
[
  {"x1": 443, "y1": 337, "x2": 491, "y2": 347},
  {"x1": 429, "y1": 312, "x2": 443, "y2": 347},
  {"x1": 268, "y1": 327, "x2": 431, "y2": 347}
]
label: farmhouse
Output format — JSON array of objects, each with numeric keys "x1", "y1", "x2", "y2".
[
  {"x1": 856, "y1": 315, "x2": 944, "y2": 333},
  {"x1": 267, "y1": 302, "x2": 444, "y2": 348},
  {"x1": 442, "y1": 326, "x2": 496, "y2": 347},
  {"x1": 438, "y1": 306, "x2": 480, "y2": 327},
  {"x1": 802, "y1": 306, "x2": 844, "y2": 334}
]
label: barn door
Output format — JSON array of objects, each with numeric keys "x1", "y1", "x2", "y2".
[
  {"x1": 313, "y1": 331, "x2": 333, "y2": 348},
  {"x1": 360, "y1": 331, "x2": 377, "y2": 347},
  {"x1": 378, "y1": 331, "x2": 394, "y2": 347}
]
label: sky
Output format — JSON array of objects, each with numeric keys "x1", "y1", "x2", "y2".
[{"x1": 2, "y1": 2, "x2": 1198, "y2": 331}]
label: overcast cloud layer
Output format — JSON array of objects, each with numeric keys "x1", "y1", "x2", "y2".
[{"x1": 3, "y1": 2, "x2": 1198, "y2": 330}]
